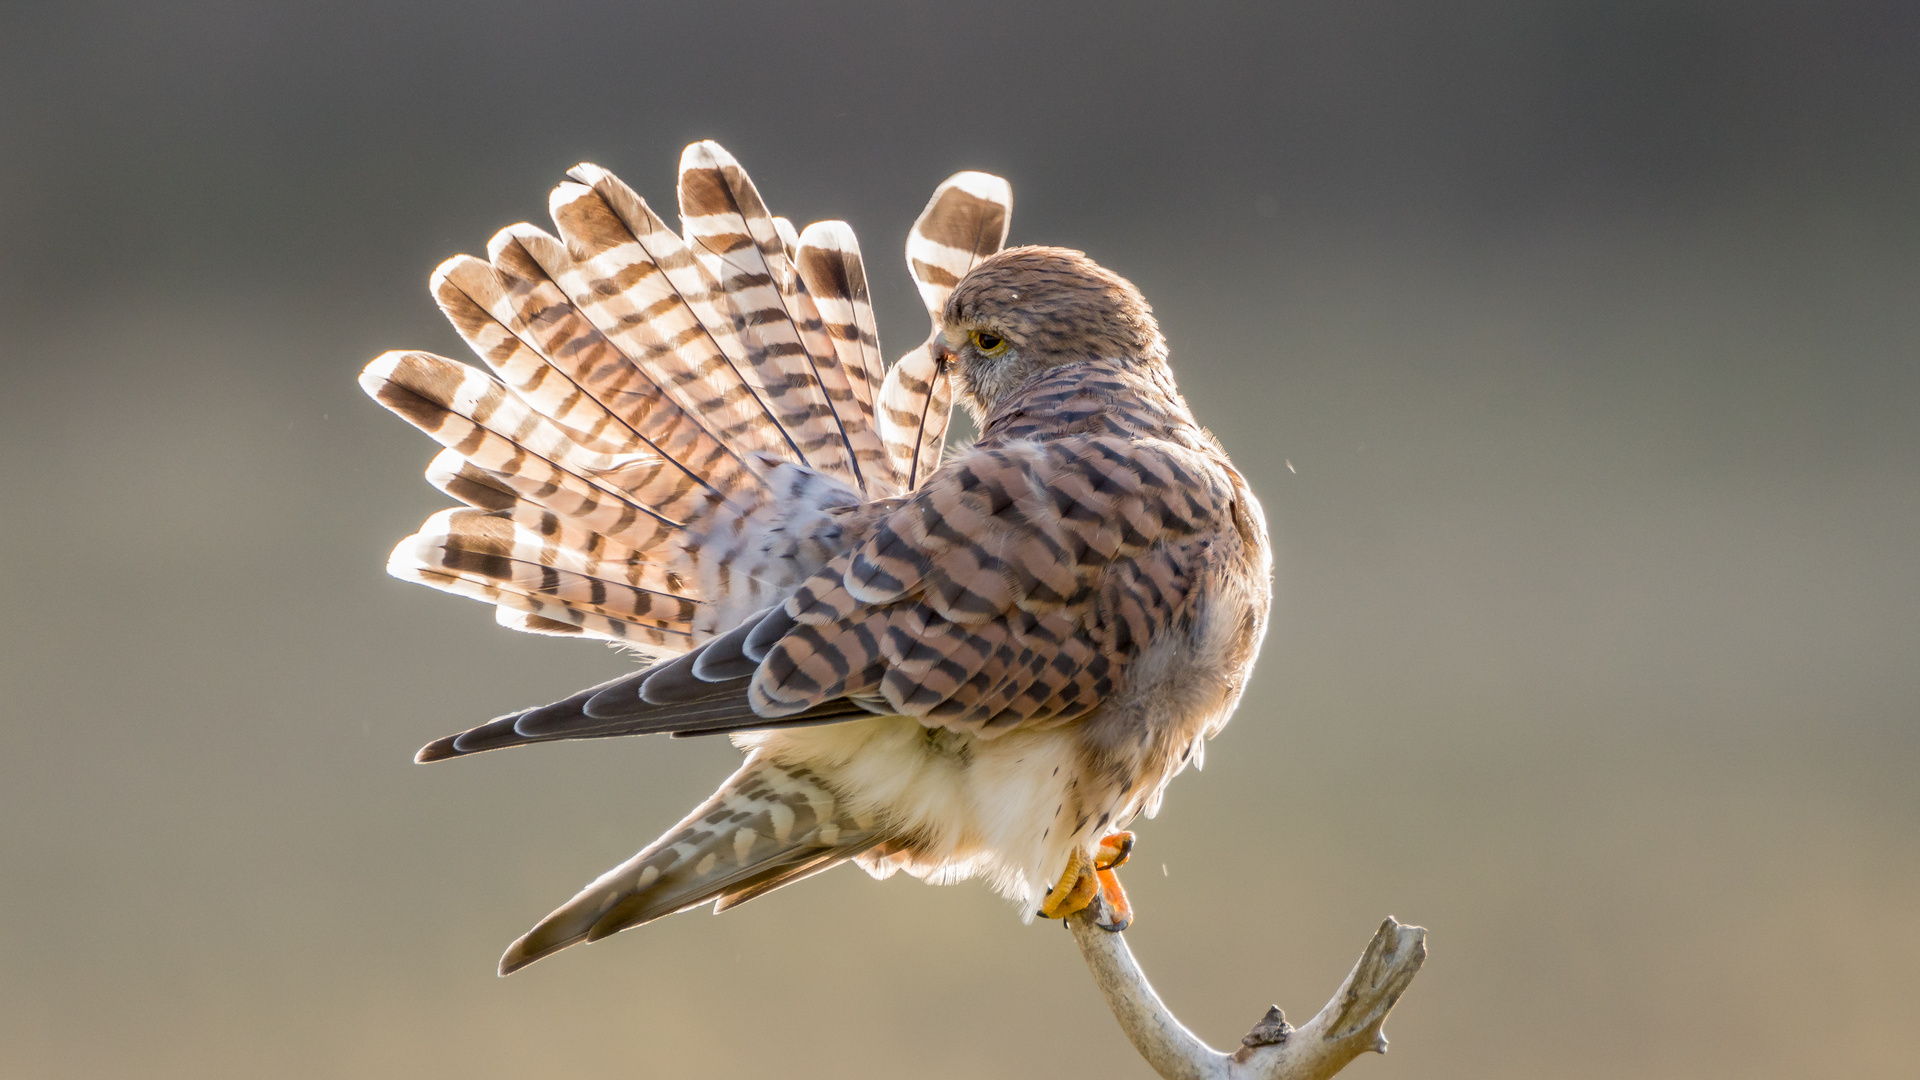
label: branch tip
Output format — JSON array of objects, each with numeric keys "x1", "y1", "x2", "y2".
[{"x1": 1068, "y1": 910, "x2": 1427, "y2": 1080}]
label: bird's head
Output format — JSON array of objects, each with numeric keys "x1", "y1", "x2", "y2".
[{"x1": 938, "y1": 245, "x2": 1166, "y2": 419}]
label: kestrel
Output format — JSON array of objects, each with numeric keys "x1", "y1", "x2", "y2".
[{"x1": 360, "y1": 142, "x2": 1272, "y2": 974}]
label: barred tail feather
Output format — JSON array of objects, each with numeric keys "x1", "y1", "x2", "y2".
[
  {"x1": 362, "y1": 144, "x2": 1015, "y2": 648},
  {"x1": 877, "y1": 170, "x2": 1014, "y2": 488},
  {"x1": 876, "y1": 344, "x2": 955, "y2": 490},
  {"x1": 498, "y1": 753, "x2": 883, "y2": 974},
  {"x1": 424, "y1": 448, "x2": 517, "y2": 511},
  {"x1": 672, "y1": 143, "x2": 873, "y2": 490},
  {"x1": 795, "y1": 221, "x2": 895, "y2": 493},
  {"x1": 437, "y1": 236, "x2": 762, "y2": 520},
  {"x1": 386, "y1": 547, "x2": 694, "y2": 651},
  {"x1": 771, "y1": 215, "x2": 801, "y2": 285},
  {"x1": 428, "y1": 258, "x2": 631, "y2": 457},
  {"x1": 905, "y1": 171, "x2": 1013, "y2": 320},
  {"x1": 394, "y1": 507, "x2": 698, "y2": 624},
  {"x1": 515, "y1": 203, "x2": 798, "y2": 472},
  {"x1": 495, "y1": 605, "x2": 598, "y2": 639},
  {"x1": 360, "y1": 351, "x2": 678, "y2": 544}
]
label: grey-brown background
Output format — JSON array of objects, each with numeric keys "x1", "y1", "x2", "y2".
[{"x1": 3, "y1": 3, "x2": 1915, "y2": 1077}]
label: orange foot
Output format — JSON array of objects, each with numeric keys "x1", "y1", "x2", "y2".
[
  {"x1": 1038, "y1": 832, "x2": 1137, "y2": 932},
  {"x1": 1037, "y1": 847, "x2": 1100, "y2": 920},
  {"x1": 1093, "y1": 830, "x2": 1134, "y2": 931}
]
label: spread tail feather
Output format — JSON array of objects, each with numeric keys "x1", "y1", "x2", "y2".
[
  {"x1": 498, "y1": 753, "x2": 884, "y2": 974},
  {"x1": 878, "y1": 170, "x2": 1013, "y2": 486},
  {"x1": 362, "y1": 143, "x2": 1011, "y2": 665}
]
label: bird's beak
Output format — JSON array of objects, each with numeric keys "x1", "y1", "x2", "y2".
[{"x1": 927, "y1": 338, "x2": 956, "y2": 370}]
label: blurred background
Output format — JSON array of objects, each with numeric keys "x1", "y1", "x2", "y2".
[{"x1": 3, "y1": 3, "x2": 1916, "y2": 1078}]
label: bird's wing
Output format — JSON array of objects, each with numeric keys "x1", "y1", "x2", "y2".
[
  {"x1": 752, "y1": 433, "x2": 1249, "y2": 735},
  {"x1": 414, "y1": 665, "x2": 872, "y2": 762},
  {"x1": 415, "y1": 431, "x2": 1248, "y2": 759}
]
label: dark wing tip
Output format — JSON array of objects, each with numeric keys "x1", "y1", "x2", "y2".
[{"x1": 415, "y1": 736, "x2": 462, "y2": 763}]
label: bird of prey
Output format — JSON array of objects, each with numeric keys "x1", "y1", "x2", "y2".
[{"x1": 360, "y1": 141, "x2": 1271, "y2": 974}]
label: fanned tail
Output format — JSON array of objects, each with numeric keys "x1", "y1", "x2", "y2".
[
  {"x1": 361, "y1": 142, "x2": 1011, "y2": 651},
  {"x1": 498, "y1": 752, "x2": 883, "y2": 974},
  {"x1": 359, "y1": 145, "x2": 1025, "y2": 971}
]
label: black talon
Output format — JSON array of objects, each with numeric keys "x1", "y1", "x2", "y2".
[{"x1": 1089, "y1": 893, "x2": 1133, "y2": 933}]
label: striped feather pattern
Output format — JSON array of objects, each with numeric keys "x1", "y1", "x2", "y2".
[
  {"x1": 674, "y1": 142, "x2": 859, "y2": 485},
  {"x1": 877, "y1": 170, "x2": 1014, "y2": 488},
  {"x1": 795, "y1": 221, "x2": 894, "y2": 493},
  {"x1": 497, "y1": 751, "x2": 880, "y2": 974},
  {"x1": 781, "y1": 252, "x2": 890, "y2": 494},
  {"x1": 366, "y1": 146, "x2": 1012, "y2": 644},
  {"x1": 361, "y1": 351, "x2": 678, "y2": 547},
  {"x1": 440, "y1": 232, "x2": 760, "y2": 517},
  {"x1": 390, "y1": 508, "x2": 699, "y2": 649},
  {"x1": 794, "y1": 222, "x2": 884, "y2": 418},
  {"x1": 875, "y1": 343, "x2": 953, "y2": 490},
  {"x1": 904, "y1": 171, "x2": 1013, "y2": 318},
  {"x1": 495, "y1": 606, "x2": 597, "y2": 638},
  {"x1": 531, "y1": 191, "x2": 800, "y2": 470},
  {"x1": 752, "y1": 359, "x2": 1240, "y2": 736}
]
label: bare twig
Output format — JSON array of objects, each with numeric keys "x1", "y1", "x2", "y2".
[{"x1": 1067, "y1": 900, "x2": 1426, "y2": 1080}]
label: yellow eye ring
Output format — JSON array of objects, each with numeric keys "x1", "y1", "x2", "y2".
[{"x1": 970, "y1": 329, "x2": 1009, "y2": 355}]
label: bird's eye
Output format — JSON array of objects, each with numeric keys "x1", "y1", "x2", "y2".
[{"x1": 970, "y1": 329, "x2": 1008, "y2": 355}]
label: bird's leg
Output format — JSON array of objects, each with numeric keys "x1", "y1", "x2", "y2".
[
  {"x1": 1037, "y1": 848, "x2": 1100, "y2": 920},
  {"x1": 1091, "y1": 831, "x2": 1134, "y2": 931},
  {"x1": 1040, "y1": 831, "x2": 1140, "y2": 926}
]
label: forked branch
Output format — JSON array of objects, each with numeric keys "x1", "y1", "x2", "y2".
[{"x1": 1067, "y1": 901, "x2": 1426, "y2": 1080}]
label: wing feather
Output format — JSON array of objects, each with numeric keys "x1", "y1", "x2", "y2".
[{"x1": 751, "y1": 425, "x2": 1242, "y2": 736}]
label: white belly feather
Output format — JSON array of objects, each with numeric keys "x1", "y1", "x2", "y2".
[{"x1": 738, "y1": 718, "x2": 1089, "y2": 914}]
